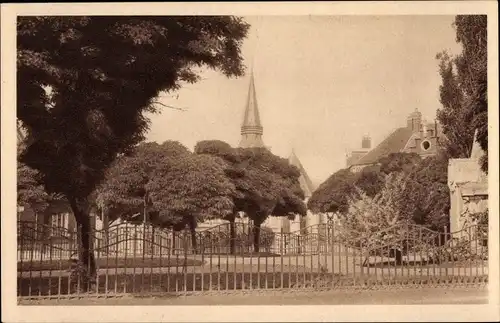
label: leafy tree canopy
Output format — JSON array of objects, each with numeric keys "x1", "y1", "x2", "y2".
[
  {"x1": 18, "y1": 15, "x2": 249, "y2": 206},
  {"x1": 436, "y1": 15, "x2": 487, "y2": 172},
  {"x1": 401, "y1": 153, "x2": 450, "y2": 231},
  {"x1": 307, "y1": 168, "x2": 357, "y2": 214},
  {"x1": 309, "y1": 153, "x2": 420, "y2": 214},
  {"x1": 378, "y1": 152, "x2": 421, "y2": 175},
  {"x1": 194, "y1": 141, "x2": 307, "y2": 223},
  {"x1": 96, "y1": 141, "x2": 236, "y2": 229}
]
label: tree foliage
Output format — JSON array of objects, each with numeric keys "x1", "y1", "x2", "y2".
[
  {"x1": 17, "y1": 16, "x2": 249, "y2": 280},
  {"x1": 18, "y1": 16, "x2": 249, "y2": 200},
  {"x1": 436, "y1": 15, "x2": 487, "y2": 172},
  {"x1": 339, "y1": 172, "x2": 410, "y2": 252},
  {"x1": 97, "y1": 141, "x2": 236, "y2": 229},
  {"x1": 195, "y1": 140, "x2": 306, "y2": 252},
  {"x1": 308, "y1": 153, "x2": 420, "y2": 215},
  {"x1": 308, "y1": 168, "x2": 357, "y2": 214},
  {"x1": 402, "y1": 153, "x2": 450, "y2": 231},
  {"x1": 378, "y1": 152, "x2": 421, "y2": 175}
]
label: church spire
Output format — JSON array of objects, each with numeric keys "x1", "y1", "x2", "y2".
[{"x1": 239, "y1": 71, "x2": 265, "y2": 148}]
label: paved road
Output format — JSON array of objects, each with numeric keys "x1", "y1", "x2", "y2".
[{"x1": 21, "y1": 286, "x2": 487, "y2": 305}]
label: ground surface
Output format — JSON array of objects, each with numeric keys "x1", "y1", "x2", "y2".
[{"x1": 20, "y1": 286, "x2": 488, "y2": 305}]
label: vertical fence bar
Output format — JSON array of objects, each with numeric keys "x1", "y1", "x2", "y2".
[
  {"x1": 265, "y1": 238, "x2": 269, "y2": 290},
  {"x1": 122, "y1": 223, "x2": 128, "y2": 294},
  {"x1": 249, "y1": 226, "x2": 253, "y2": 291},
  {"x1": 28, "y1": 224, "x2": 34, "y2": 298},
  {"x1": 444, "y1": 226, "x2": 449, "y2": 284},
  {"x1": 57, "y1": 233, "x2": 63, "y2": 299},
  {"x1": 104, "y1": 227, "x2": 109, "y2": 298},
  {"x1": 18, "y1": 223, "x2": 24, "y2": 298},
  {"x1": 114, "y1": 226, "x2": 119, "y2": 295},
  {"x1": 38, "y1": 223, "x2": 44, "y2": 298},
  {"x1": 331, "y1": 225, "x2": 335, "y2": 289},
  {"x1": 468, "y1": 226, "x2": 473, "y2": 284},
  {"x1": 208, "y1": 231, "x2": 212, "y2": 292},
  {"x1": 280, "y1": 229, "x2": 284, "y2": 289},
  {"x1": 184, "y1": 230, "x2": 188, "y2": 295},
  {"x1": 166, "y1": 230, "x2": 171, "y2": 293},
  {"x1": 76, "y1": 225, "x2": 81, "y2": 298},
  {"x1": 295, "y1": 234, "x2": 299, "y2": 289},
  {"x1": 94, "y1": 230, "x2": 99, "y2": 298},
  {"x1": 233, "y1": 227, "x2": 237, "y2": 291},
  {"x1": 48, "y1": 229, "x2": 53, "y2": 298},
  {"x1": 217, "y1": 227, "x2": 221, "y2": 292},
  {"x1": 150, "y1": 226, "x2": 155, "y2": 294},
  {"x1": 257, "y1": 232, "x2": 261, "y2": 291},
  {"x1": 418, "y1": 227, "x2": 423, "y2": 285}
]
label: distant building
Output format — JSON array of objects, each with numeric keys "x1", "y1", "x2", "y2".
[{"x1": 346, "y1": 109, "x2": 444, "y2": 172}]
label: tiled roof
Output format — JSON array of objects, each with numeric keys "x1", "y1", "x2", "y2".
[{"x1": 353, "y1": 127, "x2": 414, "y2": 166}]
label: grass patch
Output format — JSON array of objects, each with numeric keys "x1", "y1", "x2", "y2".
[
  {"x1": 18, "y1": 257, "x2": 204, "y2": 272},
  {"x1": 17, "y1": 271, "x2": 489, "y2": 298}
]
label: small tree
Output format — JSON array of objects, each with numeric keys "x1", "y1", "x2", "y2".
[
  {"x1": 195, "y1": 141, "x2": 306, "y2": 252},
  {"x1": 308, "y1": 168, "x2": 357, "y2": 215},
  {"x1": 97, "y1": 141, "x2": 235, "y2": 252},
  {"x1": 340, "y1": 172, "x2": 410, "y2": 265}
]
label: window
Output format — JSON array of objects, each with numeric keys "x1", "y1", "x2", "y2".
[{"x1": 421, "y1": 140, "x2": 431, "y2": 151}]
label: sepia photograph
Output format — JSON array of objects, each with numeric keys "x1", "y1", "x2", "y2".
[{"x1": 1, "y1": 1, "x2": 499, "y2": 322}]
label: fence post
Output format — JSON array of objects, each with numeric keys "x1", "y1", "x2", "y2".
[{"x1": 280, "y1": 227, "x2": 284, "y2": 254}]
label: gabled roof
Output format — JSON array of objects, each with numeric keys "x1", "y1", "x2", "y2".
[
  {"x1": 353, "y1": 127, "x2": 414, "y2": 166},
  {"x1": 288, "y1": 149, "x2": 315, "y2": 197}
]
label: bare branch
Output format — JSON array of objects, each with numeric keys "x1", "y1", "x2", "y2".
[{"x1": 151, "y1": 101, "x2": 187, "y2": 112}]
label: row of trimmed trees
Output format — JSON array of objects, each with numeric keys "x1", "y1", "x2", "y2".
[{"x1": 18, "y1": 138, "x2": 307, "y2": 279}]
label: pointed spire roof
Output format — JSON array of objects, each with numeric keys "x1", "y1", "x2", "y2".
[
  {"x1": 241, "y1": 72, "x2": 263, "y2": 136},
  {"x1": 288, "y1": 149, "x2": 315, "y2": 197},
  {"x1": 239, "y1": 71, "x2": 265, "y2": 148}
]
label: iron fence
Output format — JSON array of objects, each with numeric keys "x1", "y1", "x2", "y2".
[{"x1": 17, "y1": 220, "x2": 488, "y2": 300}]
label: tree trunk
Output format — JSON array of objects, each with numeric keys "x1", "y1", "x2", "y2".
[
  {"x1": 68, "y1": 196, "x2": 96, "y2": 288},
  {"x1": 102, "y1": 208, "x2": 109, "y2": 254},
  {"x1": 252, "y1": 219, "x2": 263, "y2": 253},
  {"x1": 393, "y1": 249, "x2": 402, "y2": 265},
  {"x1": 41, "y1": 209, "x2": 51, "y2": 254},
  {"x1": 228, "y1": 212, "x2": 237, "y2": 254},
  {"x1": 188, "y1": 217, "x2": 198, "y2": 254}
]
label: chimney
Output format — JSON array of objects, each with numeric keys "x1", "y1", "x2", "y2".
[
  {"x1": 361, "y1": 135, "x2": 371, "y2": 150},
  {"x1": 407, "y1": 108, "x2": 422, "y2": 133}
]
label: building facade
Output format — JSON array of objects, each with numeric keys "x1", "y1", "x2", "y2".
[
  {"x1": 346, "y1": 109, "x2": 444, "y2": 172},
  {"x1": 447, "y1": 130, "x2": 488, "y2": 234}
]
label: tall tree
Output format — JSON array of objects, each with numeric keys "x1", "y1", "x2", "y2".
[
  {"x1": 436, "y1": 15, "x2": 487, "y2": 172},
  {"x1": 401, "y1": 153, "x2": 450, "y2": 232},
  {"x1": 96, "y1": 141, "x2": 236, "y2": 252},
  {"x1": 195, "y1": 140, "x2": 306, "y2": 252},
  {"x1": 17, "y1": 16, "x2": 249, "y2": 280}
]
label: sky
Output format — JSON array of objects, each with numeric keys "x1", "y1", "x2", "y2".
[{"x1": 145, "y1": 15, "x2": 462, "y2": 187}]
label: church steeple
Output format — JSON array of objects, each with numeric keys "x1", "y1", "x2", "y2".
[{"x1": 239, "y1": 71, "x2": 265, "y2": 148}]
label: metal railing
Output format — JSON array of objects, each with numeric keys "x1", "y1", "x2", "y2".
[{"x1": 17, "y1": 220, "x2": 488, "y2": 300}]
